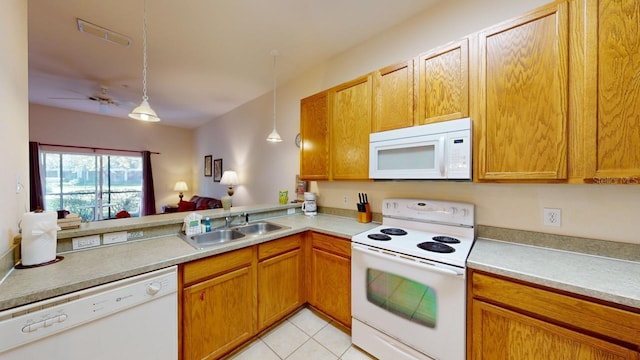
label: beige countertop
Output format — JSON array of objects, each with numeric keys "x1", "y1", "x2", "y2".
[
  {"x1": 0, "y1": 213, "x2": 379, "y2": 311},
  {"x1": 467, "y1": 238, "x2": 640, "y2": 309}
]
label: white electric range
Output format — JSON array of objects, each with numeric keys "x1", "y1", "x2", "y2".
[{"x1": 351, "y1": 198, "x2": 475, "y2": 360}]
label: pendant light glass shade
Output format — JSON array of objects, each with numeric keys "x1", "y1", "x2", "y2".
[
  {"x1": 129, "y1": 0, "x2": 160, "y2": 122},
  {"x1": 266, "y1": 50, "x2": 282, "y2": 142}
]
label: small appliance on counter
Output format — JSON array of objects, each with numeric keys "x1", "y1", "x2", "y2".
[{"x1": 301, "y1": 192, "x2": 317, "y2": 216}]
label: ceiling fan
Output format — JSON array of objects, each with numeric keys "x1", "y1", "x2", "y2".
[{"x1": 49, "y1": 85, "x2": 121, "y2": 113}]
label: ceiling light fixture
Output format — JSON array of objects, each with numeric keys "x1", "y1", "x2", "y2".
[
  {"x1": 128, "y1": 0, "x2": 160, "y2": 122},
  {"x1": 266, "y1": 50, "x2": 283, "y2": 142},
  {"x1": 77, "y1": 18, "x2": 131, "y2": 47}
]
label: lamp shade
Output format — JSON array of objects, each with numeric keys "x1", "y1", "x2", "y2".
[
  {"x1": 173, "y1": 181, "x2": 188, "y2": 192},
  {"x1": 220, "y1": 171, "x2": 239, "y2": 186},
  {"x1": 129, "y1": 99, "x2": 160, "y2": 122}
]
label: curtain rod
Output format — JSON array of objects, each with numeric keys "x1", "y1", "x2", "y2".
[{"x1": 38, "y1": 143, "x2": 160, "y2": 155}]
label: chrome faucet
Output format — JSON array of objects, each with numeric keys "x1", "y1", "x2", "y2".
[{"x1": 225, "y1": 212, "x2": 249, "y2": 228}]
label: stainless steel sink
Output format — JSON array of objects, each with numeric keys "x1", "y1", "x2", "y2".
[
  {"x1": 179, "y1": 221, "x2": 289, "y2": 249},
  {"x1": 233, "y1": 222, "x2": 287, "y2": 236},
  {"x1": 179, "y1": 229, "x2": 245, "y2": 249}
]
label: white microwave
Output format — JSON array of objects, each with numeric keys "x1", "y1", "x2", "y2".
[{"x1": 369, "y1": 118, "x2": 472, "y2": 180}]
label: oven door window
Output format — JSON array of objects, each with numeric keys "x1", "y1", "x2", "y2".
[{"x1": 367, "y1": 268, "x2": 437, "y2": 328}]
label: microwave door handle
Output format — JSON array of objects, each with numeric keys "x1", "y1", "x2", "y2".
[{"x1": 438, "y1": 136, "x2": 446, "y2": 175}]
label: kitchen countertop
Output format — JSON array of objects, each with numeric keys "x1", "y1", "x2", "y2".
[
  {"x1": 0, "y1": 213, "x2": 379, "y2": 311},
  {"x1": 467, "y1": 238, "x2": 640, "y2": 310},
  {"x1": 3, "y1": 211, "x2": 639, "y2": 313}
]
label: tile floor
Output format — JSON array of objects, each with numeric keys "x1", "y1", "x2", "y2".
[{"x1": 227, "y1": 308, "x2": 375, "y2": 360}]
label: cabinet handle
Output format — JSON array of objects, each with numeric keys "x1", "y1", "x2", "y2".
[{"x1": 200, "y1": 291, "x2": 205, "y2": 301}]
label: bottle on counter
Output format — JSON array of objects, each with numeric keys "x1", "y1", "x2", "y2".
[{"x1": 204, "y1": 217, "x2": 211, "y2": 232}]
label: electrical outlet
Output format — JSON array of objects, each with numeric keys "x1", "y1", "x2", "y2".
[
  {"x1": 543, "y1": 208, "x2": 561, "y2": 227},
  {"x1": 103, "y1": 231, "x2": 127, "y2": 245},
  {"x1": 343, "y1": 195, "x2": 348, "y2": 205},
  {"x1": 127, "y1": 231, "x2": 144, "y2": 239},
  {"x1": 287, "y1": 208, "x2": 295, "y2": 215},
  {"x1": 72, "y1": 235, "x2": 100, "y2": 250}
]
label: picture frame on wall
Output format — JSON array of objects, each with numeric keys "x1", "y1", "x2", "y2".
[
  {"x1": 213, "y1": 158, "x2": 223, "y2": 182},
  {"x1": 204, "y1": 155, "x2": 212, "y2": 177}
]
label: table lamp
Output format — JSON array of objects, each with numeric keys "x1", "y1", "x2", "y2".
[
  {"x1": 220, "y1": 171, "x2": 238, "y2": 210},
  {"x1": 173, "y1": 181, "x2": 189, "y2": 202}
]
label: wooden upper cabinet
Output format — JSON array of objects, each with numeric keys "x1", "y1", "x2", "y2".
[
  {"x1": 475, "y1": 2, "x2": 569, "y2": 181},
  {"x1": 372, "y1": 59, "x2": 415, "y2": 132},
  {"x1": 331, "y1": 74, "x2": 372, "y2": 180},
  {"x1": 418, "y1": 38, "x2": 469, "y2": 125},
  {"x1": 579, "y1": 0, "x2": 640, "y2": 182},
  {"x1": 300, "y1": 91, "x2": 330, "y2": 181}
]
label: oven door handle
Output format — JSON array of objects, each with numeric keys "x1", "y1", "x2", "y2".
[{"x1": 352, "y1": 244, "x2": 465, "y2": 277}]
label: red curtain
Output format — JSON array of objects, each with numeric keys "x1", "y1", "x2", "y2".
[
  {"x1": 141, "y1": 151, "x2": 157, "y2": 215},
  {"x1": 29, "y1": 142, "x2": 44, "y2": 211}
]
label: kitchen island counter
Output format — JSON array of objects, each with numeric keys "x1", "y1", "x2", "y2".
[{"x1": 0, "y1": 212, "x2": 378, "y2": 311}]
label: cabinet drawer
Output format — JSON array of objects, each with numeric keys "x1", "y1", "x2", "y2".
[
  {"x1": 472, "y1": 272, "x2": 640, "y2": 346},
  {"x1": 311, "y1": 232, "x2": 351, "y2": 258},
  {"x1": 183, "y1": 247, "x2": 254, "y2": 286},
  {"x1": 258, "y1": 234, "x2": 302, "y2": 260}
]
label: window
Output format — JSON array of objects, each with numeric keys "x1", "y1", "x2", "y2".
[{"x1": 42, "y1": 150, "x2": 143, "y2": 221}]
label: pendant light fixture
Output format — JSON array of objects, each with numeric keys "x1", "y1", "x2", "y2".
[
  {"x1": 129, "y1": 0, "x2": 160, "y2": 122},
  {"x1": 266, "y1": 50, "x2": 283, "y2": 142}
]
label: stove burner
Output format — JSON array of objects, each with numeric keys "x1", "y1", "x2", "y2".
[
  {"x1": 368, "y1": 233, "x2": 392, "y2": 241},
  {"x1": 380, "y1": 228, "x2": 408, "y2": 236},
  {"x1": 418, "y1": 241, "x2": 456, "y2": 253},
  {"x1": 432, "y1": 235, "x2": 460, "y2": 244}
]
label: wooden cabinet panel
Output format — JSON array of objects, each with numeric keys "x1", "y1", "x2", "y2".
[
  {"x1": 418, "y1": 38, "x2": 469, "y2": 125},
  {"x1": 257, "y1": 235, "x2": 304, "y2": 330},
  {"x1": 331, "y1": 75, "x2": 372, "y2": 180},
  {"x1": 472, "y1": 300, "x2": 638, "y2": 360},
  {"x1": 468, "y1": 270, "x2": 640, "y2": 359},
  {"x1": 300, "y1": 91, "x2": 330, "y2": 181},
  {"x1": 372, "y1": 59, "x2": 415, "y2": 132},
  {"x1": 580, "y1": 0, "x2": 640, "y2": 181},
  {"x1": 476, "y1": 2, "x2": 569, "y2": 180},
  {"x1": 183, "y1": 265, "x2": 256, "y2": 360},
  {"x1": 182, "y1": 246, "x2": 254, "y2": 286},
  {"x1": 308, "y1": 232, "x2": 351, "y2": 327}
]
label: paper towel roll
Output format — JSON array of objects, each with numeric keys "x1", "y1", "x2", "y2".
[{"x1": 21, "y1": 211, "x2": 60, "y2": 266}]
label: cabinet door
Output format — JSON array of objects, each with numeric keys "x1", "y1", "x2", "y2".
[
  {"x1": 471, "y1": 300, "x2": 638, "y2": 360},
  {"x1": 308, "y1": 233, "x2": 351, "y2": 327},
  {"x1": 580, "y1": 0, "x2": 640, "y2": 182},
  {"x1": 372, "y1": 60, "x2": 415, "y2": 132},
  {"x1": 476, "y1": 2, "x2": 569, "y2": 180},
  {"x1": 258, "y1": 236, "x2": 304, "y2": 331},
  {"x1": 183, "y1": 265, "x2": 256, "y2": 360},
  {"x1": 331, "y1": 75, "x2": 372, "y2": 180},
  {"x1": 300, "y1": 91, "x2": 330, "y2": 181},
  {"x1": 418, "y1": 38, "x2": 469, "y2": 125}
]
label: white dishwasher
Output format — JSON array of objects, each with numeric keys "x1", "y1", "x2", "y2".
[{"x1": 0, "y1": 265, "x2": 178, "y2": 359}]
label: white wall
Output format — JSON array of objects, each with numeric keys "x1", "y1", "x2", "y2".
[
  {"x1": 194, "y1": 0, "x2": 640, "y2": 245},
  {"x1": 29, "y1": 104, "x2": 195, "y2": 212},
  {"x1": 0, "y1": 0, "x2": 29, "y2": 253}
]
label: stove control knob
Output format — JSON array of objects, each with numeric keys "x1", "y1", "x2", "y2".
[
  {"x1": 448, "y1": 207, "x2": 458, "y2": 216},
  {"x1": 460, "y1": 209, "x2": 469, "y2": 217}
]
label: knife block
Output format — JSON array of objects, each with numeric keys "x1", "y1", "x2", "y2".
[{"x1": 358, "y1": 204, "x2": 372, "y2": 223}]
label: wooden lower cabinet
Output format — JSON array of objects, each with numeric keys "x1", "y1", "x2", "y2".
[
  {"x1": 257, "y1": 234, "x2": 305, "y2": 331},
  {"x1": 468, "y1": 270, "x2": 640, "y2": 360},
  {"x1": 181, "y1": 247, "x2": 257, "y2": 360},
  {"x1": 307, "y1": 232, "x2": 352, "y2": 327}
]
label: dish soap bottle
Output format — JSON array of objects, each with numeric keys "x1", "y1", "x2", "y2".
[{"x1": 204, "y1": 217, "x2": 211, "y2": 232}]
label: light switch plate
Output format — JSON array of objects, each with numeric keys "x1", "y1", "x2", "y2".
[
  {"x1": 103, "y1": 231, "x2": 127, "y2": 245},
  {"x1": 72, "y1": 235, "x2": 101, "y2": 250}
]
